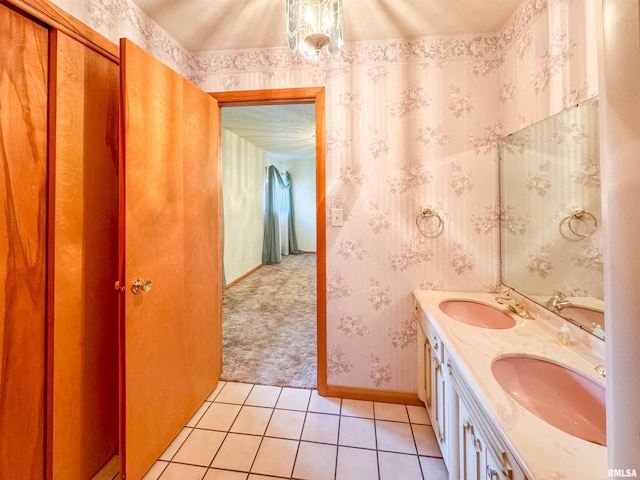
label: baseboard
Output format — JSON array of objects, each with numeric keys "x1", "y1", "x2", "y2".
[
  {"x1": 225, "y1": 263, "x2": 263, "y2": 289},
  {"x1": 324, "y1": 385, "x2": 424, "y2": 406}
]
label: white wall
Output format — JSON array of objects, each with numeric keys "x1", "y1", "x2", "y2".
[
  {"x1": 221, "y1": 129, "x2": 265, "y2": 284},
  {"x1": 279, "y1": 158, "x2": 316, "y2": 252},
  {"x1": 599, "y1": 0, "x2": 640, "y2": 471}
]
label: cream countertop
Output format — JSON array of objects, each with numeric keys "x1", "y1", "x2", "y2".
[{"x1": 413, "y1": 290, "x2": 607, "y2": 480}]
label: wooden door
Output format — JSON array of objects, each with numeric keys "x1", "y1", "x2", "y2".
[
  {"x1": 49, "y1": 30, "x2": 120, "y2": 479},
  {"x1": 119, "y1": 39, "x2": 222, "y2": 480},
  {"x1": 0, "y1": 4, "x2": 48, "y2": 478}
]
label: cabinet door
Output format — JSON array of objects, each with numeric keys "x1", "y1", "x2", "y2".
[
  {"x1": 459, "y1": 400, "x2": 486, "y2": 480},
  {"x1": 431, "y1": 348, "x2": 449, "y2": 465},
  {"x1": 486, "y1": 448, "x2": 507, "y2": 480},
  {"x1": 0, "y1": 4, "x2": 48, "y2": 478},
  {"x1": 119, "y1": 39, "x2": 222, "y2": 480},
  {"x1": 416, "y1": 319, "x2": 430, "y2": 404}
]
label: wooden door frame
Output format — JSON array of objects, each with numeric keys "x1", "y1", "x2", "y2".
[{"x1": 209, "y1": 88, "x2": 327, "y2": 395}]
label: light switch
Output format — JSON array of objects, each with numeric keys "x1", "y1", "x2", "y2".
[{"x1": 331, "y1": 208, "x2": 343, "y2": 226}]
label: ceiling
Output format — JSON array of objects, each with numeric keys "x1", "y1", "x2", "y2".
[
  {"x1": 222, "y1": 104, "x2": 317, "y2": 162},
  {"x1": 130, "y1": 0, "x2": 524, "y2": 53},
  {"x1": 131, "y1": 0, "x2": 525, "y2": 161}
]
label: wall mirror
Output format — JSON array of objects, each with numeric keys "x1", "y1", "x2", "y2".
[{"x1": 499, "y1": 97, "x2": 604, "y2": 339}]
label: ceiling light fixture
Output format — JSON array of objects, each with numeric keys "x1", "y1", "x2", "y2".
[{"x1": 286, "y1": 0, "x2": 343, "y2": 60}]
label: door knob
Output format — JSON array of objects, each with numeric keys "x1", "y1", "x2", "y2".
[{"x1": 131, "y1": 278, "x2": 152, "y2": 294}]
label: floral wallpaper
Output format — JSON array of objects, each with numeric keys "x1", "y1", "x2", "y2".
[{"x1": 56, "y1": 0, "x2": 598, "y2": 392}]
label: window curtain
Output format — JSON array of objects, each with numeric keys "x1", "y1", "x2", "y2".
[{"x1": 262, "y1": 165, "x2": 303, "y2": 264}]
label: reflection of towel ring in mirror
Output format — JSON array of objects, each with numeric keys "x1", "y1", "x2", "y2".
[
  {"x1": 566, "y1": 209, "x2": 598, "y2": 238},
  {"x1": 416, "y1": 208, "x2": 443, "y2": 237}
]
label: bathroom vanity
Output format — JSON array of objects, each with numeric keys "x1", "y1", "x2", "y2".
[{"x1": 414, "y1": 290, "x2": 607, "y2": 480}]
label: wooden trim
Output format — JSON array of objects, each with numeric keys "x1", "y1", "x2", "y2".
[
  {"x1": 1, "y1": 0, "x2": 119, "y2": 62},
  {"x1": 210, "y1": 87, "x2": 324, "y2": 107},
  {"x1": 210, "y1": 87, "x2": 327, "y2": 396},
  {"x1": 117, "y1": 37, "x2": 128, "y2": 480},
  {"x1": 314, "y1": 88, "x2": 327, "y2": 396},
  {"x1": 225, "y1": 263, "x2": 263, "y2": 289},
  {"x1": 325, "y1": 385, "x2": 425, "y2": 406},
  {"x1": 45, "y1": 27, "x2": 59, "y2": 480}
]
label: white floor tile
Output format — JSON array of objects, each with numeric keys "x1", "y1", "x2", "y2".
[
  {"x1": 375, "y1": 420, "x2": 417, "y2": 454},
  {"x1": 275, "y1": 387, "x2": 311, "y2": 411},
  {"x1": 207, "y1": 382, "x2": 226, "y2": 401},
  {"x1": 412, "y1": 424, "x2": 442, "y2": 457},
  {"x1": 142, "y1": 461, "x2": 168, "y2": 480},
  {"x1": 204, "y1": 469, "x2": 248, "y2": 480},
  {"x1": 173, "y1": 429, "x2": 226, "y2": 466},
  {"x1": 149, "y1": 382, "x2": 437, "y2": 480},
  {"x1": 335, "y1": 446, "x2": 379, "y2": 480},
  {"x1": 198, "y1": 403, "x2": 242, "y2": 431},
  {"x1": 374, "y1": 402, "x2": 409, "y2": 422},
  {"x1": 250, "y1": 437, "x2": 298, "y2": 478},
  {"x1": 265, "y1": 408, "x2": 305, "y2": 439},
  {"x1": 301, "y1": 412, "x2": 339, "y2": 444},
  {"x1": 308, "y1": 390, "x2": 341, "y2": 414},
  {"x1": 186, "y1": 401, "x2": 212, "y2": 427},
  {"x1": 230, "y1": 406, "x2": 273, "y2": 435},
  {"x1": 338, "y1": 416, "x2": 376, "y2": 449},
  {"x1": 378, "y1": 451, "x2": 423, "y2": 480},
  {"x1": 159, "y1": 427, "x2": 192, "y2": 461},
  {"x1": 340, "y1": 399, "x2": 374, "y2": 418},
  {"x1": 215, "y1": 382, "x2": 254, "y2": 404},
  {"x1": 407, "y1": 405, "x2": 430, "y2": 425},
  {"x1": 292, "y1": 441, "x2": 337, "y2": 480},
  {"x1": 245, "y1": 385, "x2": 282, "y2": 408},
  {"x1": 419, "y1": 456, "x2": 448, "y2": 480},
  {"x1": 211, "y1": 433, "x2": 262, "y2": 471},
  {"x1": 158, "y1": 463, "x2": 208, "y2": 480}
]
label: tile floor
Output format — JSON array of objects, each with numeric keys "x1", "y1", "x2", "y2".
[{"x1": 142, "y1": 381, "x2": 448, "y2": 480}]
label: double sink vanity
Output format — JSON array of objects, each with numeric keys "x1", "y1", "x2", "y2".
[{"x1": 413, "y1": 289, "x2": 606, "y2": 479}]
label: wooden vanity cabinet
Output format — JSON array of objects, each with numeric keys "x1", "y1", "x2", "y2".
[
  {"x1": 453, "y1": 369, "x2": 527, "y2": 480},
  {"x1": 416, "y1": 301, "x2": 525, "y2": 480},
  {"x1": 416, "y1": 305, "x2": 458, "y2": 476},
  {"x1": 459, "y1": 398, "x2": 487, "y2": 480}
]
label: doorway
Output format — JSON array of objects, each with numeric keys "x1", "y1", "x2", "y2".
[{"x1": 211, "y1": 88, "x2": 327, "y2": 395}]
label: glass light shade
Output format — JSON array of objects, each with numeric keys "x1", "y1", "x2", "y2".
[{"x1": 286, "y1": 0, "x2": 343, "y2": 60}]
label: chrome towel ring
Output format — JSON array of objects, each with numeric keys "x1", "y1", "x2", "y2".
[
  {"x1": 416, "y1": 208, "x2": 443, "y2": 237},
  {"x1": 565, "y1": 209, "x2": 598, "y2": 238}
]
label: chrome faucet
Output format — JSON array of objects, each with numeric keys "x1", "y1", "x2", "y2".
[
  {"x1": 495, "y1": 293, "x2": 533, "y2": 319},
  {"x1": 545, "y1": 293, "x2": 572, "y2": 313}
]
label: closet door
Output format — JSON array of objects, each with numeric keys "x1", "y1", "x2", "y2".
[
  {"x1": 0, "y1": 4, "x2": 48, "y2": 478},
  {"x1": 119, "y1": 39, "x2": 222, "y2": 480},
  {"x1": 49, "y1": 30, "x2": 120, "y2": 479}
]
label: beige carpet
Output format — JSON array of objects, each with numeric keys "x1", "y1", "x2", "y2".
[{"x1": 221, "y1": 253, "x2": 317, "y2": 389}]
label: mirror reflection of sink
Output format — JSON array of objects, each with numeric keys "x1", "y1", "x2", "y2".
[
  {"x1": 439, "y1": 300, "x2": 516, "y2": 329},
  {"x1": 559, "y1": 305, "x2": 605, "y2": 331},
  {"x1": 492, "y1": 355, "x2": 606, "y2": 446}
]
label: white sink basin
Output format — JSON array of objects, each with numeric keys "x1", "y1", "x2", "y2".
[
  {"x1": 439, "y1": 300, "x2": 516, "y2": 329},
  {"x1": 492, "y1": 355, "x2": 606, "y2": 446}
]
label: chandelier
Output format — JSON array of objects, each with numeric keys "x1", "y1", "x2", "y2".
[{"x1": 286, "y1": 0, "x2": 343, "y2": 60}]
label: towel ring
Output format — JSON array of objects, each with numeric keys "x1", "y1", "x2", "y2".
[
  {"x1": 566, "y1": 209, "x2": 598, "y2": 238},
  {"x1": 416, "y1": 208, "x2": 443, "y2": 237}
]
